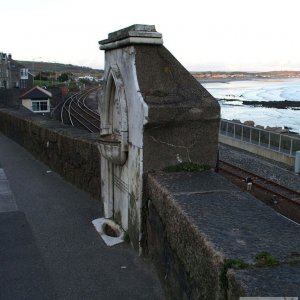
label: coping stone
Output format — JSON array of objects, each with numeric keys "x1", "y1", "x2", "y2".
[
  {"x1": 229, "y1": 265, "x2": 300, "y2": 297},
  {"x1": 151, "y1": 171, "x2": 300, "y2": 264},
  {"x1": 99, "y1": 24, "x2": 163, "y2": 50}
]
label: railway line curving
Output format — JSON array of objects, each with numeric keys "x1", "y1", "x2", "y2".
[{"x1": 61, "y1": 87, "x2": 101, "y2": 133}]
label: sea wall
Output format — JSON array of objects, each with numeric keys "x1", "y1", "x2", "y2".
[
  {"x1": 0, "y1": 108, "x2": 299, "y2": 299},
  {"x1": 219, "y1": 134, "x2": 295, "y2": 167},
  {"x1": 0, "y1": 108, "x2": 101, "y2": 201}
]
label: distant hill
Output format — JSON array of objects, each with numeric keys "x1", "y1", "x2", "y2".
[
  {"x1": 16, "y1": 61, "x2": 300, "y2": 81},
  {"x1": 17, "y1": 61, "x2": 104, "y2": 78},
  {"x1": 192, "y1": 71, "x2": 300, "y2": 80}
]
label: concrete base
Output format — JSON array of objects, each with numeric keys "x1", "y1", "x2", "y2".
[
  {"x1": 92, "y1": 218, "x2": 125, "y2": 246},
  {"x1": 219, "y1": 134, "x2": 295, "y2": 167}
]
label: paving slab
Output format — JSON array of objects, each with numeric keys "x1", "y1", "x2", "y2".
[
  {"x1": 0, "y1": 194, "x2": 18, "y2": 212},
  {"x1": 0, "y1": 168, "x2": 7, "y2": 180},
  {"x1": 154, "y1": 170, "x2": 238, "y2": 194},
  {"x1": 0, "y1": 177, "x2": 12, "y2": 195},
  {"x1": 0, "y1": 168, "x2": 18, "y2": 212},
  {"x1": 229, "y1": 265, "x2": 300, "y2": 297},
  {"x1": 0, "y1": 211, "x2": 56, "y2": 300}
]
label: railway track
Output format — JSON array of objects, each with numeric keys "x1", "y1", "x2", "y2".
[
  {"x1": 61, "y1": 87, "x2": 101, "y2": 133},
  {"x1": 219, "y1": 160, "x2": 300, "y2": 207}
]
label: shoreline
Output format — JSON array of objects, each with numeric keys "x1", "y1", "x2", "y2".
[
  {"x1": 219, "y1": 99, "x2": 300, "y2": 109},
  {"x1": 196, "y1": 76, "x2": 300, "y2": 84},
  {"x1": 221, "y1": 118, "x2": 300, "y2": 135},
  {"x1": 199, "y1": 77, "x2": 300, "y2": 133}
]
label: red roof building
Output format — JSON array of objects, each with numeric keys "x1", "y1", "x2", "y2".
[{"x1": 20, "y1": 86, "x2": 52, "y2": 113}]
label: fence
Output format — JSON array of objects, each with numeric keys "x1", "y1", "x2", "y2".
[{"x1": 219, "y1": 119, "x2": 300, "y2": 157}]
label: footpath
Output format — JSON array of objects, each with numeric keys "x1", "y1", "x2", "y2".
[{"x1": 0, "y1": 133, "x2": 164, "y2": 300}]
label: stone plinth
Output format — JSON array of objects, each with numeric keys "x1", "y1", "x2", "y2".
[{"x1": 99, "y1": 24, "x2": 163, "y2": 50}]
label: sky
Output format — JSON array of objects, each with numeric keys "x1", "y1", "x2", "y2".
[{"x1": 2, "y1": 0, "x2": 300, "y2": 71}]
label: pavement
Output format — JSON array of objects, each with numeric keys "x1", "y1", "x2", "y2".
[{"x1": 0, "y1": 133, "x2": 164, "y2": 300}]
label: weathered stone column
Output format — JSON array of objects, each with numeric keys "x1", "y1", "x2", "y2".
[{"x1": 98, "y1": 24, "x2": 220, "y2": 251}]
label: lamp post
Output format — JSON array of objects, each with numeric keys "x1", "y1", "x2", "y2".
[
  {"x1": 32, "y1": 56, "x2": 42, "y2": 86},
  {"x1": 48, "y1": 61, "x2": 57, "y2": 86}
]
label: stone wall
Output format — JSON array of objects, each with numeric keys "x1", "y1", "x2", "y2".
[
  {"x1": 0, "y1": 89, "x2": 22, "y2": 108},
  {"x1": 1, "y1": 107, "x2": 300, "y2": 298},
  {"x1": 0, "y1": 108, "x2": 101, "y2": 201},
  {"x1": 135, "y1": 44, "x2": 220, "y2": 171},
  {"x1": 143, "y1": 171, "x2": 300, "y2": 299}
]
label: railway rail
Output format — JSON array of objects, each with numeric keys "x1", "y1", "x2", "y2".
[
  {"x1": 218, "y1": 160, "x2": 300, "y2": 208},
  {"x1": 61, "y1": 87, "x2": 101, "y2": 133}
]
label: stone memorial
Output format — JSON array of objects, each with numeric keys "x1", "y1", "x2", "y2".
[{"x1": 98, "y1": 24, "x2": 220, "y2": 250}]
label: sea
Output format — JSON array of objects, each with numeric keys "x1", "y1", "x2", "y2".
[{"x1": 199, "y1": 78, "x2": 300, "y2": 133}]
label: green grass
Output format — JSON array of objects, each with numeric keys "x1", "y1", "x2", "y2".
[
  {"x1": 33, "y1": 80, "x2": 63, "y2": 88},
  {"x1": 220, "y1": 259, "x2": 248, "y2": 290},
  {"x1": 255, "y1": 252, "x2": 279, "y2": 267},
  {"x1": 219, "y1": 252, "x2": 281, "y2": 294},
  {"x1": 290, "y1": 251, "x2": 300, "y2": 257}
]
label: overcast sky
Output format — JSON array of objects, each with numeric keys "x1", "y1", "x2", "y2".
[{"x1": 2, "y1": 0, "x2": 300, "y2": 71}]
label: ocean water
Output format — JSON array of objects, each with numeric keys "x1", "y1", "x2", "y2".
[{"x1": 200, "y1": 78, "x2": 300, "y2": 133}]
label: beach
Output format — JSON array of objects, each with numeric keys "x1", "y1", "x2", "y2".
[{"x1": 199, "y1": 77, "x2": 300, "y2": 133}]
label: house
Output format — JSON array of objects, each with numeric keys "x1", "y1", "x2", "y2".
[
  {"x1": 20, "y1": 86, "x2": 52, "y2": 113},
  {"x1": 0, "y1": 52, "x2": 33, "y2": 89}
]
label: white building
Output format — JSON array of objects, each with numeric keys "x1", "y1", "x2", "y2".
[{"x1": 20, "y1": 86, "x2": 52, "y2": 113}]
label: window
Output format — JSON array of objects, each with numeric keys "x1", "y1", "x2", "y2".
[
  {"x1": 20, "y1": 68, "x2": 28, "y2": 79},
  {"x1": 20, "y1": 80, "x2": 26, "y2": 89},
  {"x1": 32, "y1": 101, "x2": 48, "y2": 112}
]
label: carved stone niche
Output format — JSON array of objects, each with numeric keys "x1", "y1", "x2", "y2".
[
  {"x1": 98, "y1": 24, "x2": 164, "y2": 251},
  {"x1": 99, "y1": 65, "x2": 128, "y2": 166},
  {"x1": 98, "y1": 65, "x2": 130, "y2": 238}
]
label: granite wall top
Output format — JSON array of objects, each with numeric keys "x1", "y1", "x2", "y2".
[
  {"x1": 147, "y1": 170, "x2": 300, "y2": 296},
  {"x1": 150, "y1": 171, "x2": 300, "y2": 263}
]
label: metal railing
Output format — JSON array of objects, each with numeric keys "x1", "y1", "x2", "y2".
[{"x1": 219, "y1": 119, "x2": 300, "y2": 157}]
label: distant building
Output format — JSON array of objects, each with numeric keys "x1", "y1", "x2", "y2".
[
  {"x1": 20, "y1": 86, "x2": 52, "y2": 113},
  {"x1": 0, "y1": 52, "x2": 33, "y2": 89},
  {"x1": 76, "y1": 75, "x2": 95, "y2": 81}
]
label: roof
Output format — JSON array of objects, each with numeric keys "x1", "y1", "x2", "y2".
[
  {"x1": 20, "y1": 86, "x2": 52, "y2": 100},
  {"x1": 0, "y1": 52, "x2": 8, "y2": 61}
]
